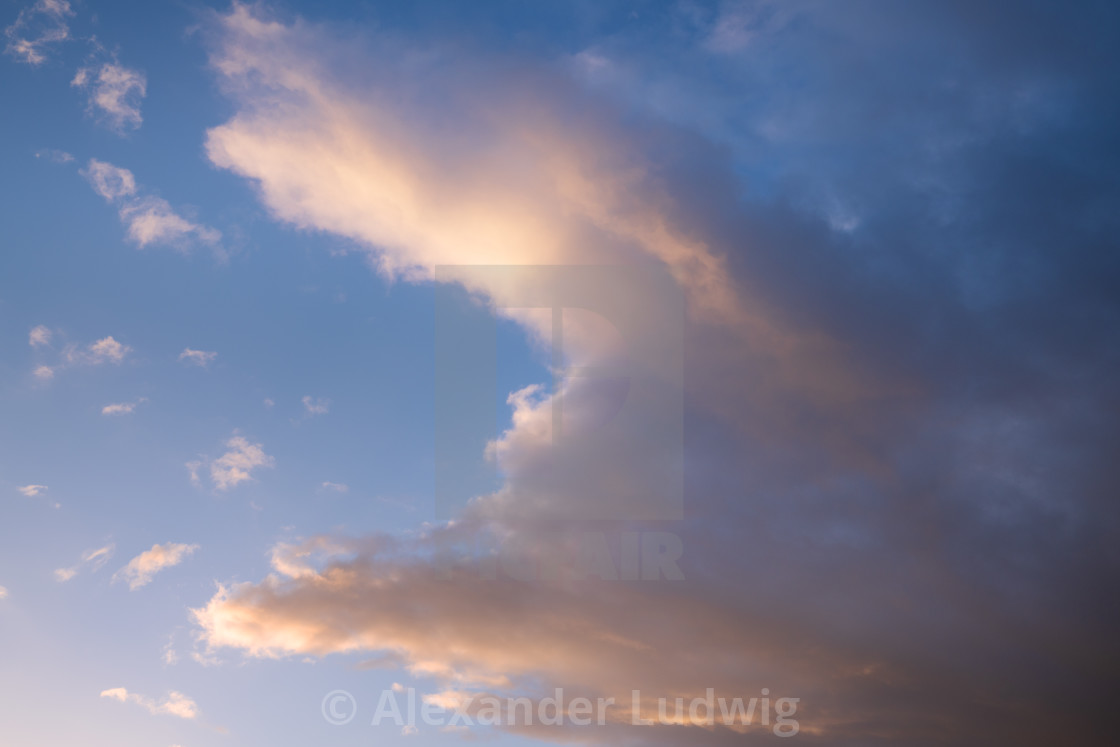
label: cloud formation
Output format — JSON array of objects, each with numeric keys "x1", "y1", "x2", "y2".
[
  {"x1": 190, "y1": 434, "x2": 274, "y2": 491},
  {"x1": 101, "y1": 398, "x2": 146, "y2": 416},
  {"x1": 113, "y1": 542, "x2": 199, "y2": 590},
  {"x1": 301, "y1": 396, "x2": 329, "y2": 416},
  {"x1": 17, "y1": 484, "x2": 48, "y2": 497},
  {"x1": 178, "y1": 348, "x2": 217, "y2": 367},
  {"x1": 72, "y1": 59, "x2": 147, "y2": 133},
  {"x1": 80, "y1": 159, "x2": 220, "y2": 250},
  {"x1": 55, "y1": 543, "x2": 114, "y2": 583},
  {"x1": 189, "y1": 3, "x2": 1120, "y2": 746},
  {"x1": 99, "y1": 687, "x2": 198, "y2": 720},
  {"x1": 28, "y1": 325, "x2": 52, "y2": 347},
  {"x1": 2, "y1": 0, "x2": 72, "y2": 65}
]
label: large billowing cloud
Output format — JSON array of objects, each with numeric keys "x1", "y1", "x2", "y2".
[{"x1": 191, "y1": 3, "x2": 1120, "y2": 745}]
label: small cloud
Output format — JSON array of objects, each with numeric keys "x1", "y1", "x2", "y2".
[
  {"x1": 0, "y1": 586, "x2": 8, "y2": 600},
  {"x1": 82, "y1": 159, "x2": 137, "y2": 201},
  {"x1": 178, "y1": 348, "x2": 217, "y2": 367},
  {"x1": 302, "y1": 396, "x2": 330, "y2": 416},
  {"x1": 100, "y1": 688, "x2": 198, "y2": 720},
  {"x1": 35, "y1": 148, "x2": 73, "y2": 163},
  {"x1": 263, "y1": 398, "x2": 275, "y2": 409},
  {"x1": 190, "y1": 435, "x2": 274, "y2": 491},
  {"x1": 101, "y1": 398, "x2": 146, "y2": 416},
  {"x1": 80, "y1": 158, "x2": 220, "y2": 251},
  {"x1": 55, "y1": 543, "x2": 115, "y2": 583},
  {"x1": 64, "y1": 335, "x2": 132, "y2": 366},
  {"x1": 72, "y1": 59, "x2": 146, "y2": 133},
  {"x1": 29, "y1": 325, "x2": 53, "y2": 347},
  {"x1": 17, "y1": 484, "x2": 48, "y2": 497},
  {"x1": 3, "y1": 0, "x2": 74, "y2": 66},
  {"x1": 320, "y1": 481, "x2": 349, "y2": 494},
  {"x1": 120, "y1": 196, "x2": 221, "y2": 249},
  {"x1": 113, "y1": 542, "x2": 199, "y2": 590},
  {"x1": 33, "y1": 365, "x2": 55, "y2": 380}
]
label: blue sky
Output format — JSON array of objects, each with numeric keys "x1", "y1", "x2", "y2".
[{"x1": 2, "y1": 1, "x2": 1119, "y2": 746}]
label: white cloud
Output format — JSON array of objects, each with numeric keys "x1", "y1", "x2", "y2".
[
  {"x1": 191, "y1": 435, "x2": 274, "y2": 491},
  {"x1": 113, "y1": 542, "x2": 199, "y2": 590},
  {"x1": 55, "y1": 543, "x2": 115, "y2": 583},
  {"x1": 34, "y1": 148, "x2": 73, "y2": 163},
  {"x1": 17, "y1": 484, "x2": 48, "y2": 497},
  {"x1": 0, "y1": 586, "x2": 8, "y2": 600},
  {"x1": 3, "y1": 0, "x2": 73, "y2": 65},
  {"x1": 82, "y1": 160, "x2": 137, "y2": 201},
  {"x1": 120, "y1": 196, "x2": 221, "y2": 248},
  {"x1": 32, "y1": 333, "x2": 131, "y2": 382},
  {"x1": 101, "y1": 398, "x2": 146, "y2": 416},
  {"x1": 72, "y1": 60, "x2": 146, "y2": 132},
  {"x1": 29, "y1": 325, "x2": 52, "y2": 348},
  {"x1": 178, "y1": 348, "x2": 217, "y2": 367},
  {"x1": 80, "y1": 159, "x2": 220, "y2": 250},
  {"x1": 64, "y1": 335, "x2": 132, "y2": 366},
  {"x1": 302, "y1": 396, "x2": 330, "y2": 416},
  {"x1": 100, "y1": 688, "x2": 198, "y2": 720},
  {"x1": 320, "y1": 481, "x2": 349, "y2": 493}
]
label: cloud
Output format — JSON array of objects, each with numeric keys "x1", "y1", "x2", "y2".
[
  {"x1": 55, "y1": 543, "x2": 115, "y2": 583},
  {"x1": 301, "y1": 396, "x2": 329, "y2": 416},
  {"x1": 100, "y1": 688, "x2": 198, "y2": 720},
  {"x1": 80, "y1": 159, "x2": 221, "y2": 250},
  {"x1": 64, "y1": 335, "x2": 132, "y2": 365},
  {"x1": 32, "y1": 333, "x2": 131, "y2": 382},
  {"x1": 17, "y1": 484, "x2": 48, "y2": 497},
  {"x1": 190, "y1": 434, "x2": 274, "y2": 491},
  {"x1": 101, "y1": 398, "x2": 146, "y2": 416},
  {"x1": 82, "y1": 159, "x2": 137, "y2": 201},
  {"x1": 319, "y1": 481, "x2": 348, "y2": 493},
  {"x1": 72, "y1": 60, "x2": 146, "y2": 133},
  {"x1": 0, "y1": 586, "x2": 7, "y2": 600},
  {"x1": 178, "y1": 348, "x2": 217, "y2": 367},
  {"x1": 189, "y1": 3, "x2": 1120, "y2": 745},
  {"x1": 3, "y1": 0, "x2": 73, "y2": 65},
  {"x1": 28, "y1": 325, "x2": 52, "y2": 347},
  {"x1": 113, "y1": 542, "x2": 199, "y2": 590},
  {"x1": 34, "y1": 148, "x2": 73, "y2": 163}
]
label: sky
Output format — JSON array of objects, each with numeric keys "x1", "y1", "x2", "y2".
[{"x1": 1, "y1": 1, "x2": 1119, "y2": 745}]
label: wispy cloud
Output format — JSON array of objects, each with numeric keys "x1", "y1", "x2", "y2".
[
  {"x1": 30, "y1": 332, "x2": 131, "y2": 382},
  {"x1": 17, "y1": 484, "x2": 48, "y2": 497},
  {"x1": 3, "y1": 0, "x2": 73, "y2": 65},
  {"x1": 0, "y1": 586, "x2": 7, "y2": 600},
  {"x1": 34, "y1": 148, "x2": 73, "y2": 163},
  {"x1": 101, "y1": 398, "x2": 147, "y2": 416},
  {"x1": 190, "y1": 434, "x2": 274, "y2": 491},
  {"x1": 113, "y1": 542, "x2": 199, "y2": 590},
  {"x1": 99, "y1": 688, "x2": 198, "y2": 720},
  {"x1": 72, "y1": 59, "x2": 146, "y2": 133},
  {"x1": 28, "y1": 325, "x2": 52, "y2": 348},
  {"x1": 80, "y1": 159, "x2": 220, "y2": 251},
  {"x1": 55, "y1": 543, "x2": 115, "y2": 583},
  {"x1": 319, "y1": 481, "x2": 349, "y2": 493},
  {"x1": 302, "y1": 396, "x2": 330, "y2": 416},
  {"x1": 178, "y1": 348, "x2": 217, "y2": 367},
  {"x1": 63, "y1": 335, "x2": 132, "y2": 366}
]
